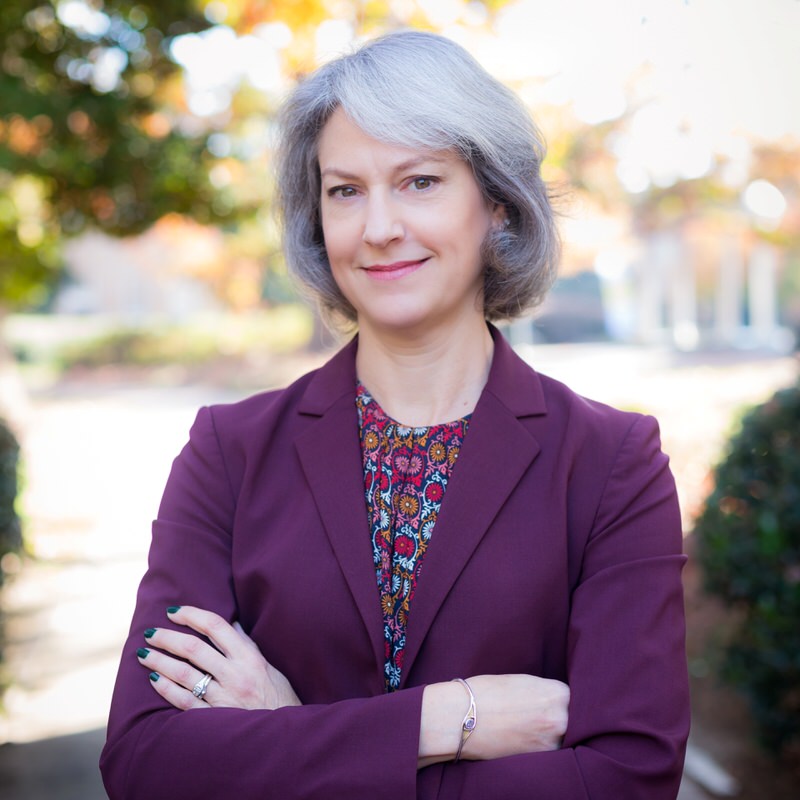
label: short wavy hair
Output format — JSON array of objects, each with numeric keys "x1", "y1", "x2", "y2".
[{"x1": 276, "y1": 30, "x2": 559, "y2": 326}]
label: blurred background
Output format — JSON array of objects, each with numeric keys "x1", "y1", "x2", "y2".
[{"x1": 0, "y1": 0, "x2": 798, "y2": 797}]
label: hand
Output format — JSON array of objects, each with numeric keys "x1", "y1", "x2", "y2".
[
  {"x1": 463, "y1": 673, "x2": 569, "y2": 759},
  {"x1": 419, "y1": 673, "x2": 569, "y2": 767},
  {"x1": 137, "y1": 606, "x2": 302, "y2": 712}
]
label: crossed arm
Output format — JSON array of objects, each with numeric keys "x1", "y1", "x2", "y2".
[
  {"x1": 138, "y1": 605, "x2": 570, "y2": 767},
  {"x1": 101, "y1": 405, "x2": 689, "y2": 799}
]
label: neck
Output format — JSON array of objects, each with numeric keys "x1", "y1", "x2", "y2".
[{"x1": 355, "y1": 316, "x2": 494, "y2": 427}]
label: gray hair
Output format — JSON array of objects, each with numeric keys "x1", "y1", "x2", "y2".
[{"x1": 276, "y1": 29, "x2": 560, "y2": 325}]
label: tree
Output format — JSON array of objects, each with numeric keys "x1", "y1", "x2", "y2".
[
  {"x1": 0, "y1": 0, "x2": 230, "y2": 308},
  {"x1": 0, "y1": 0, "x2": 516, "y2": 311}
]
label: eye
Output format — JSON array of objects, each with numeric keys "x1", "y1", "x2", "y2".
[
  {"x1": 409, "y1": 176, "x2": 437, "y2": 191},
  {"x1": 327, "y1": 185, "x2": 357, "y2": 198}
]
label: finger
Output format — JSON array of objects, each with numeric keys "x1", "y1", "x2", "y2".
[
  {"x1": 233, "y1": 621, "x2": 248, "y2": 640},
  {"x1": 142, "y1": 626, "x2": 229, "y2": 684},
  {"x1": 136, "y1": 646, "x2": 216, "y2": 700},
  {"x1": 166, "y1": 606, "x2": 247, "y2": 660},
  {"x1": 146, "y1": 669, "x2": 208, "y2": 711},
  {"x1": 232, "y1": 621, "x2": 260, "y2": 651}
]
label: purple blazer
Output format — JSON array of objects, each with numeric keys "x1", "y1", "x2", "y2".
[{"x1": 101, "y1": 327, "x2": 689, "y2": 799}]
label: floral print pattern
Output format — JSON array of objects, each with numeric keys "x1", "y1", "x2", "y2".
[{"x1": 356, "y1": 383, "x2": 470, "y2": 691}]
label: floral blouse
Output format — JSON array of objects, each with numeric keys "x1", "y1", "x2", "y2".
[{"x1": 356, "y1": 383, "x2": 470, "y2": 691}]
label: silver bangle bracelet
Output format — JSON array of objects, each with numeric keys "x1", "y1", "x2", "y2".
[{"x1": 452, "y1": 678, "x2": 477, "y2": 762}]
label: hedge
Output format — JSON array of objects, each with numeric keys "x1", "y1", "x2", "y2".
[
  {"x1": 0, "y1": 416, "x2": 21, "y2": 584},
  {"x1": 694, "y1": 380, "x2": 800, "y2": 755}
]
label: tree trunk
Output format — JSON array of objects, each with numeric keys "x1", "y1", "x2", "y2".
[{"x1": 0, "y1": 309, "x2": 30, "y2": 432}]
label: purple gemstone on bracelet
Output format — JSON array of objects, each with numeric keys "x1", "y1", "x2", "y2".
[{"x1": 464, "y1": 718, "x2": 476, "y2": 731}]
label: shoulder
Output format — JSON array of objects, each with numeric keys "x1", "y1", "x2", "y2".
[
  {"x1": 486, "y1": 331, "x2": 663, "y2": 471},
  {"x1": 498, "y1": 353, "x2": 671, "y2": 517},
  {"x1": 538, "y1": 370, "x2": 654, "y2": 441},
  {"x1": 202, "y1": 337, "x2": 358, "y2": 441},
  {"x1": 204, "y1": 369, "x2": 318, "y2": 436},
  {"x1": 521, "y1": 370, "x2": 681, "y2": 571},
  {"x1": 491, "y1": 334, "x2": 655, "y2": 447},
  {"x1": 487, "y1": 326, "x2": 651, "y2": 437},
  {"x1": 534, "y1": 371, "x2": 667, "y2": 493},
  {"x1": 177, "y1": 340, "x2": 356, "y2": 483}
]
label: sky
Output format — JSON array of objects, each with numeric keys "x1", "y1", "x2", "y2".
[
  {"x1": 477, "y1": 0, "x2": 800, "y2": 195},
  {"x1": 164, "y1": 0, "x2": 800, "y2": 197},
  {"x1": 55, "y1": 0, "x2": 800, "y2": 145},
  {"x1": 483, "y1": 0, "x2": 800, "y2": 140},
  {"x1": 169, "y1": 0, "x2": 800, "y2": 135}
]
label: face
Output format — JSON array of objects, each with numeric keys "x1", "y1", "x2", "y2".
[{"x1": 317, "y1": 108, "x2": 503, "y2": 337}]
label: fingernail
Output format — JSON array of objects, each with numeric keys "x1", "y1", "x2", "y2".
[
  {"x1": 144, "y1": 628, "x2": 157, "y2": 639},
  {"x1": 149, "y1": 672, "x2": 160, "y2": 682},
  {"x1": 166, "y1": 606, "x2": 181, "y2": 615},
  {"x1": 137, "y1": 648, "x2": 150, "y2": 659}
]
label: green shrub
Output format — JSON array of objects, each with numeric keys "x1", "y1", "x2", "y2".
[
  {"x1": 54, "y1": 308, "x2": 314, "y2": 371},
  {"x1": 0, "y1": 416, "x2": 21, "y2": 584},
  {"x1": 694, "y1": 380, "x2": 800, "y2": 755},
  {"x1": 57, "y1": 327, "x2": 220, "y2": 369}
]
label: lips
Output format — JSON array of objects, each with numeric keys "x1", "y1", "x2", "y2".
[{"x1": 363, "y1": 258, "x2": 429, "y2": 281}]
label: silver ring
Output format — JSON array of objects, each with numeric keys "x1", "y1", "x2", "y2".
[{"x1": 191, "y1": 672, "x2": 213, "y2": 699}]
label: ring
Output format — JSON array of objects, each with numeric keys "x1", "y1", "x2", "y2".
[{"x1": 191, "y1": 672, "x2": 213, "y2": 699}]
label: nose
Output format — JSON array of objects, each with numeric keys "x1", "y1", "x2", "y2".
[{"x1": 362, "y1": 192, "x2": 403, "y2": 247}]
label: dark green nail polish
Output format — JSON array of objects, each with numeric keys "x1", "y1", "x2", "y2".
[
  {"x1": 149, "y1": 672, "x2": 159, "y2": 682},
  {"x1": 137, "y1": 648, "x2": 150, "y2": 659},
  {"x1": 166, "y1": 606, "x2": 181, "y2": 615},
  {"x1": 144, "y1": 628, "x2": 156, "y2": 639}
]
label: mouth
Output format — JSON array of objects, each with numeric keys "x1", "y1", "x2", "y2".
[{"x1": 362, "y1": 259, "x2": 429, "y2": 281}]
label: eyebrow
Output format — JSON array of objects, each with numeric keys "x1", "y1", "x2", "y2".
[{"x1": 319, "y1": 154, "x2": 451, "y2": 180}]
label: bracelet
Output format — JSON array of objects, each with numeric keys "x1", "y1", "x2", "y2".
[{"x1": 452, "y1": 678, "x2": 477, "y2": 762}]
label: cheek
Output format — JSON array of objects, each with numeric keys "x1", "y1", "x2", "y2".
[
  {"x1": 321, "y1": 214, "x2": 357, "y2": 264},
  {"x1": 440, "y1": 204, "x2": 493, "y2": 258},
  {"x1": 440, "y1": 190, "x2": 493, "y2": 241}
]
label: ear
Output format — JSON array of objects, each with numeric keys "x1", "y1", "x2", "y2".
[{"x1": 490, "y1": 203, "x2": 508, "y2": 230}]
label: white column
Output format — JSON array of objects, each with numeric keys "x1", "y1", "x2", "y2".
[
  {"x1": 748, "y1": 243, "x2": 779, "y2": 346},
  {"x1": 637, "y1": 234, "x2": 669, "y2": 344},
  {"x1": 670, "y1": 243, "x2": 699, "y2": 350},
  {"x1": 714, "y1": 237, "x2": 744, "y2": 345}
]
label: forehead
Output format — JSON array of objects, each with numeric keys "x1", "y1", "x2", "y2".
[{"x1": 317, "y1": 108, "x2": 459, "y2": 175}]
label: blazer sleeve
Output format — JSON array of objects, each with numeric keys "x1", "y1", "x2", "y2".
[
  {"x1": 99, "y1": 406, "x2": 426, "y2": 800},
  {"x1": 429, "y1": 413, "x2": 690, "y2": 799}
]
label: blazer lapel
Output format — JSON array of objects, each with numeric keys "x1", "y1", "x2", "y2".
[
  {"x1": 399, "y1": 328, "x2": 547, "y2": 684},
  {"x1": 294, "y1": 340, "x2": 387, "y2": 682},
  {"x1": 291, "y1": 328, "x2": 548, "y2": 690}
]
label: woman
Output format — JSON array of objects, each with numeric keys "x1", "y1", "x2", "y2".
[{"x1": 101, "y1": 30, "x2": 689, "y2": 799}]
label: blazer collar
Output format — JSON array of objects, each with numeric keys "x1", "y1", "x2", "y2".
[
  {"x1": 297, "y1": 323, "x2": 547, "y2": 420},
  {"x1": 297, "y1": 336, "x2": 359, "y2": 416},
  {"x1": 482, "y1": 323, "x2": 547, "y2": 418}
]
